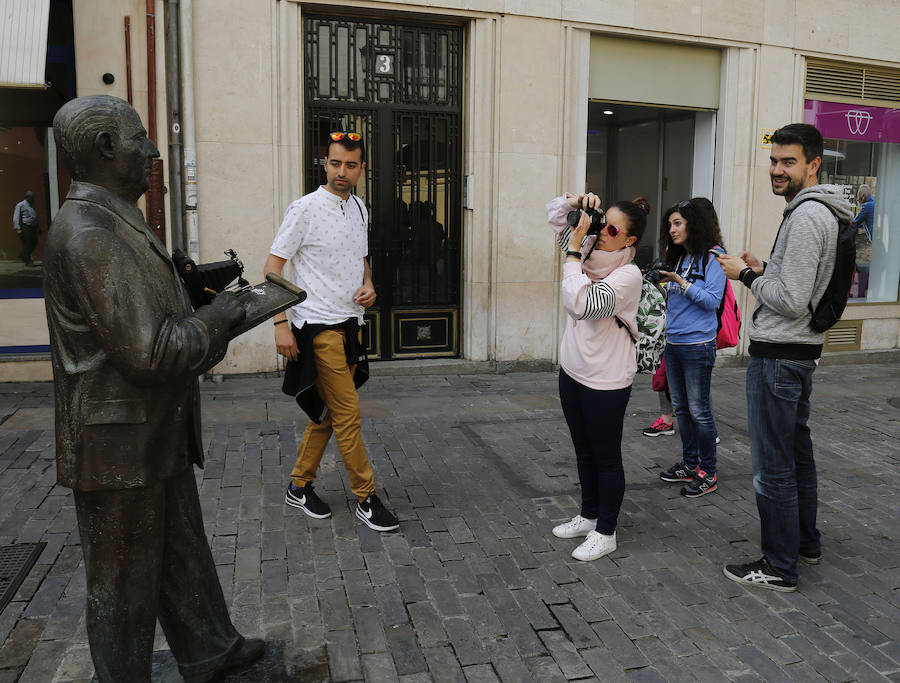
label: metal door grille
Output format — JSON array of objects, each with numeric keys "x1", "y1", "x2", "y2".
[
  {"x1": 304, "y1": 15, "x2": 463, "y2": 359},
  {"x1": 305, "y1": 17, "x2": 461, "y2": 107}
]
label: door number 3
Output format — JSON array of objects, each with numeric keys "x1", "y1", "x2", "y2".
[{"x1": 375, "y1": 54, "x2": 394, "y2": 74}]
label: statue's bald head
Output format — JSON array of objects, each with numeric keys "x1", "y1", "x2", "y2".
[{"x1": 53, "y1": 95, "x2": 137, "y2": 179}]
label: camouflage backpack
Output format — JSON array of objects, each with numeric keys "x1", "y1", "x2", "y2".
[{"x1": 616, "y1": 275, "x2": 667, "y2": 374}]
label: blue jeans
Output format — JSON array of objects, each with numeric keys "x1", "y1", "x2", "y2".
[
  {"x1": 747, "y1": 356, "x2": 821, "y2": 583},
  {"x1": 664, "y1": 341, "x2": 717, "y2": 475},
  {"x1": 558, "y1": 369, "x2": 631, "y2": 535}
]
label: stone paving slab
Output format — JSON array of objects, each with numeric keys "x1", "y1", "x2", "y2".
[{"x1": 0, "y1": 362, "x2": 897, "y2": 681}]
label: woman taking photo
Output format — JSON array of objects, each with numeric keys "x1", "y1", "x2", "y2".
[
  {"x1": 656, "y1": 198, "x2": 726, "y2": 498},
  {"x1": 546, "y1": 191, "x2": 649, "y2": 561}
]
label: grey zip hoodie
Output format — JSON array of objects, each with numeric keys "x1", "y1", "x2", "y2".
[{"x1": 748, "y1": 184, "x2": 852, "y2": 350}]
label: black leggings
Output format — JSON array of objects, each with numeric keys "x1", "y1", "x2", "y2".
[{"x1": 558, "y1": 369, "x2": 632, "y2": 535}]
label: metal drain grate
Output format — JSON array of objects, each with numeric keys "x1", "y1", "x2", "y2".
[{"x1": 0, "y1": 543, "x2": 46, "y2": 613}]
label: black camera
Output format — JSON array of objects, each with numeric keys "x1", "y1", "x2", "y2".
[
  {"x1": 566, "y1": 207, "x2": 607, "y2": 236},
  {"x1": 644, "y1": 259, "x2": 670, "y2": 285},
  {"x1": 173, "y1": 248, "x2": 249, "y2": 309}
]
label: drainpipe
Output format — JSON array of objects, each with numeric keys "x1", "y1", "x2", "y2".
[
  {"x1": 145, "y1": 0, "x2": 167, "y2": 245},
  {"x1": 180, "y1": 0, "x2": 199, "y2": 262},
  {"x1": 164, "y1": 0, "x2": 184, "y2": 251}
]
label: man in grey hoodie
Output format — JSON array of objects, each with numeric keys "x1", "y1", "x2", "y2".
[{"x1": 717, "y1": 123, "x2": 852, "y2": 591}]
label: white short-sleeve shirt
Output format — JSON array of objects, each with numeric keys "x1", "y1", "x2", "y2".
[{"x1": 270, "y1": 186, "x2": 369, "y2": 327}]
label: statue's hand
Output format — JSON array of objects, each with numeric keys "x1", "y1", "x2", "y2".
[{"x1": 209, "y1": 292, "x2": 246, "y2": 327}]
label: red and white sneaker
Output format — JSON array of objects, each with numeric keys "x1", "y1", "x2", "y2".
[
  {"x1": 681, "y1": 469, "x2": 718, "y2": 498},
  {"x1": 642, "y1": 418, "x2": 675, "y2": 437}
]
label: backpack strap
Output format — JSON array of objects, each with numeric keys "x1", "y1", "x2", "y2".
[
  {"x1": 615, "y1": 315, "x2": 637, "y2": 343},
  {"x1": 351, "y1": 194, "x2": 365, "y2": 223},
  {"x1": 782, "y1": 197, "x2": 843, "y2": 317}
]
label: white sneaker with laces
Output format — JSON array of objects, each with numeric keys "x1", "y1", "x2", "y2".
[
  {"x1": 552, "y1": 515, "x2": 597, "y2": 539},
  {"x1": 571, "y1": 530, "x2": 616, "y2": 561}
]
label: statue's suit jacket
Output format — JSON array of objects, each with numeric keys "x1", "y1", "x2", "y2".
[{"x1": 44, "y1": 181, "x2": 234, "y2": 491}]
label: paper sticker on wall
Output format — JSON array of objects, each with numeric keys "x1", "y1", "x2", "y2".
[{"x1": 761, "y1": 129, "x2": 775, "y2": 148}]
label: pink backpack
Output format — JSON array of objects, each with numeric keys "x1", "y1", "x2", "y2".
[{"x1": 716, "y1": 279, "x2": 741, "y2": 349}]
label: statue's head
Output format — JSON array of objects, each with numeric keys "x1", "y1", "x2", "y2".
[{"x1": 53, "y1": 95, "x2": 159, "y2": 203}]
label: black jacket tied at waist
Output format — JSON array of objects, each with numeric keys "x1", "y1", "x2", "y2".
[{"x1": 281, "y1": 318, "x2": 369, "y2": 423}]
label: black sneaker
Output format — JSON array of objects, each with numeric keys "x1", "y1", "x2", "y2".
[
  {"x1": 799, "y1": 552, "x2": 822, "y2": 565},
  {"x1": 659, "y1": 461, "x2": 696, "y2": 483},
  {"x1": 723, "y1": 557, "x2": 797, "y2": 592},
  {"x1": 356, "y1": 494, "x2": 399, "y2": 532},
  {"x1": 284, "y1": 482, "x2": 332, "y2": 519},
  {"x1": 681, "y1": 469, "x2": 718, "y2": 498}
]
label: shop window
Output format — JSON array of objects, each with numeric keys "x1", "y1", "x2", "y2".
[{"x1": 806, "y1": 100, "x2": 900, "y2": 304}]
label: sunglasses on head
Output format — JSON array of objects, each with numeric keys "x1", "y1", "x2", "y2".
[
  {"x1": 676, "y1": 200, "x2": 692, "y2": 209},
  {"x1": 329, "y1": 131, "x2": 361, "y2": 142}
]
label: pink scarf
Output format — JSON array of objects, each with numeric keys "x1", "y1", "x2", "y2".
[{"x1": 581, "y1": 245, "x2": 635, "y2": 282}]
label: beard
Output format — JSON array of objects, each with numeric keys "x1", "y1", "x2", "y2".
[{"x1": 770, "y1": 174, "x2": 805, "y2": 198}]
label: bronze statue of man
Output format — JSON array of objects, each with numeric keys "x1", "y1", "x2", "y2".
[{"x1": 43, "y1": 95, "x2": 264, "y2": 682}]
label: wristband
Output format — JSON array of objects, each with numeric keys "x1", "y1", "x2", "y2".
[
  {"x1": 739, "y1": 267, "x2": 759, "y2": 287},
  {"x1": 274, "y1": 319, "x2": 288, "y2": 327},
  {"x1": 565, "y1": 250, "x2": 582, "y2": 259}
]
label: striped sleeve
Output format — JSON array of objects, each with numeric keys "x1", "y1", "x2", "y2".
[
  {"x1": 580, "y1": 281, "x2": 617, "y2": 320},
  {"x1": 556, "y1": 226, "x2": 572, "y2": 251}
]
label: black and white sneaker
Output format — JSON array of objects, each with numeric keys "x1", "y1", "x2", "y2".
[
  {"x1": 659, "y1": 461, "x2": 696, "y2": 483},
  {"x1": 681, "y1": 470, "x2": 717, "y2": 498},
  {"x1": 356, "y1": 494, "x2": 399, "y2": 532},
  {"x1": 285, "y1": 482, "x2": 332, "y2": 519},
  {"x1": 723, "y1": 557, "x2": 797, "y2": 592}
]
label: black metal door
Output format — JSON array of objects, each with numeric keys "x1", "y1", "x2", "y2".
[{"x1": 303, "y1": 16, "x2": 462, "y2": 359}]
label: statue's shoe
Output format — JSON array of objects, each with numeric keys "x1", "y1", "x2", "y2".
[{"x1": 184, "y1": 637, "x2": 266, "y2": 682}]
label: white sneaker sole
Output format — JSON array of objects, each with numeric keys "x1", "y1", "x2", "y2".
[
  {"x1": 642, "y1": 430, "x2": 675, "y2": 437},
  {"x1": 284, "y1": 493, "x2": 332, "y2": 519},
  {"x1": 552, "y1": 526, "x2": 593, "y2": 539},
  {"x1": 356, "y1": 507, "x2": 399, "y2": 532},
  {"x1": 571, "y1": 541, "x2": 616, "y2": 561}
]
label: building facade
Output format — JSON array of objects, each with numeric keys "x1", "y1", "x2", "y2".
[{"x1": 3, "y1": 0, "x2": 900, "y2": 379}]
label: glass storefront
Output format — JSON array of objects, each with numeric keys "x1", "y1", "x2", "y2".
[{"x1": 805, "y1": 99, "x2": 900, "y2": 303}]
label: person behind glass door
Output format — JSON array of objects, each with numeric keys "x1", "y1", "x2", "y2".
[
  {"x1": 545, "y1": 191, "x2": 649, "y2": 561},
  {"x1": 852, "y1": 184, "x2": 874, "y2": 296},
  {"x1": 853, "y1": 184, "x2": 874, "y2": 240},
  {"x1": 12, "y1": 190, "x2": 41, "y2": 266},
  {"x1": 655, "y1": 199, "x2": 726, "y2": 498}
]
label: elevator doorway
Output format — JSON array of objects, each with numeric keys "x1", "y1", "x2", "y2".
[{"x1": 586, "y1": 101, "x2": 715, "y2": 267}]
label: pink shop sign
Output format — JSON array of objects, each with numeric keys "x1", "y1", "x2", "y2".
[{"x1": 804, "y1": 100, "x2": 900, "y2": 144}]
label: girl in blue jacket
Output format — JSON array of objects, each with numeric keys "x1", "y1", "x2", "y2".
[{"x1": 656, "y1": 198, "x2": 726, "y2": 498}]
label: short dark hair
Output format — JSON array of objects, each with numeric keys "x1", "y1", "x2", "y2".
[
  {"x1": 771, "y1": 123, "x2": 824, "y2": 165},
  {"x1": 326, "y1": 135, "x2": 366, "y2": 163}
]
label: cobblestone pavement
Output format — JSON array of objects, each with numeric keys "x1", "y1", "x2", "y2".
[{"x1": 0, "y1": 361, "x2": 898, "y2": 682}]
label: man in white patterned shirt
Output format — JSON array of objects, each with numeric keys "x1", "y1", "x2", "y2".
[{"x1": 264, "y1": 132, "x2": 398, "y2": 532}]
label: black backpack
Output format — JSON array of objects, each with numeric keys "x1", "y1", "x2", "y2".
[{"x1": 781, "y1": 198, "x2": 856, "y2": 333}]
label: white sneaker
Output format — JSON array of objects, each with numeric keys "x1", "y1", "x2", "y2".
[
  {"x1": 552, "y1": 515, "x2": 597, "y2": 539},
  {"x1": 571, "y1": 530, "x2": 616, "y2": 561}
]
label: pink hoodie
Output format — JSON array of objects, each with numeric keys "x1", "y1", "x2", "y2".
[{"x1": 547, "y1": 196, "x2": 642, "y2": 391}]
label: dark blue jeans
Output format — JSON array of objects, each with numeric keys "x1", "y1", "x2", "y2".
[
  {"x1": 664, "y1": 341, "x2": 717, "y2": 475},
  {"x1": 747, "y1": 356, "x2": 821, "y2": 583},
  {"x1": 558, "y1": 369, "x2": 631, "y2": 535}
]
